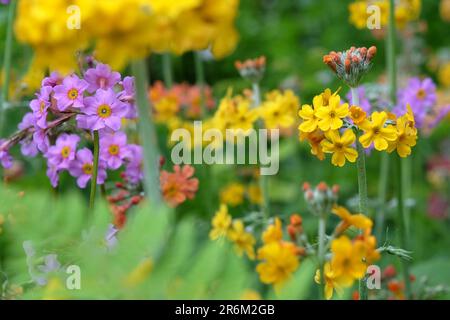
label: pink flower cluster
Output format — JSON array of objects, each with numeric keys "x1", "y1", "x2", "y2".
[{"x1": 0, "y1": 62, "x2": 143, "y2": 189}]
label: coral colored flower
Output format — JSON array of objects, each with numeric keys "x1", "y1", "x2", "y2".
[
  {"x1": 77, "y1": 89, "x2": 127, "y2": 131},
  {"x1": 124, "y1": 144, "x2": 143, "y2": 184},
  {"x1": 84, "y1": 63, "x2": 121, "y2": 93},
  {"x1": 228, "y1": 219, "x2": 256, "y2": 260},
  {"x1": 359, "y1": 111, "x2": 397, "y2": 150},
  {"x1": 316, "y1": 95, "x2": 349, "y2": 131},
  {"x1": 99, "y1": 131, "x2": 131, "y2": 170},
  {"x1": 29, "y1": 86, "x2": 52, "y2": 129},
  {"x1": 321, "y1": 129, "x2": 358, "y2": 167},
  {"x1": 262, "y1": 218, "x2": 283, "y2": 244},
  {"x1": 387, "y1": 114, "x2": 418, "y2": 157},
  {"x1": 53, "y1": 75, "x2": 88, "y2": 111},
  {"x1": 0, "y1": 139, "x2": 13, "y2": 169},
  {"x1": 349, "y1": 105, "x2": 366, "y2": 125},
  {"x1": 45, "y1": 133, "x2": 80, "y2": 169},
  {"x1": 299, "y1": 129, "x2": 325, "y2": 160},
  {"x1": 256, "y1": 241, "x2": 299, "y2": 290},
  {"x1": 160, "y1": 164, "x2": 199, "y2": 207},
  {"x1": 69, "y1": 148, "x2": 107, "y2": 188},
  {"x1": 220, "y1": 183, "x2": 245, "y2": 207},
  {"x1": 315, "y1": 262, "x2": 344, "y2": 300},
  {"x1": 333, "y1": 206, "x2": 373, "y2": 234},
  {"x1": 209, "y1": 204, "x2": 232, "y2": 240},
  {"x1": 354, "y1": 230, "x2": 380, "y2": 264},
  {"x1": 330, "y1": 236, "x2": 367, "y2": 286}
]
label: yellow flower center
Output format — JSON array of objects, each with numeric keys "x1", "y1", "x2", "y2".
[
  {"x1": 329, "y1": 111, "x2": 336, "y2": 118},
  {"x1": 40, "y1": 101, "x2": 46, "y2": 113},
  {"x1": 97, "y1": 104, "x2": 112, "y2": 118},
  {"x1": 372, "y1": 127, "x2": 380, "y2": 136},
  {"x1": 67, "y1": 88, "x2": 78, "y2": 100},
  {"x1": 416, "y1": 89, "x2": 426, "y2": 100},
  {"x1": 108, "y1": 144, "x2": 119, "y2": 155},
  {"x1": 334, "y1": 142, "x2": 344, "y2": 150},
  {"x1": 82, "y1": 163, "x2": 93, "y2": 175},
  {"x1": 61, "y1": 146, "x2": 71, "y2": 158}
]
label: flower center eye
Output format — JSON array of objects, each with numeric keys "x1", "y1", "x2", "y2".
[
  {"x1": 329, "y1": 111, "x2": 336, "y2": 118},
  {"x1": 82, "y1": 163, "x2": 93, "y2": 175},
  {"x1": 97, "y1": 104, "x2": 112, "y2": 118},
  {"x1": 40, "y1": 101, "x2": 46, "y2": 113},
  {"x1": 67, "y1": 88, "x2": 78, "y2": 100},
  {"x1": 416, "y1": 89, "x2": 426, "y2": 100},
  {"x1": 61, "y1": 146, "x2": 71, "y2": 158},
  {"x1": 108, "y1": 144, "x2": 119, "y2": 155},
  {"x1": 373, "y1": 128, "x2": 380, "y2": 135},
  {"x1": 335, "y1": 142, "x2": 344, "y2": 149}
]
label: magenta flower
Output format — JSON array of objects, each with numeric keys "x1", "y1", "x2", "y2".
[
  {"x1": 118, "y1": 76, "x2": 137, "y2": 119},
  {"x1": 397, "y1": 77, "x2": 436, "y2": 127},
  {"x1": 76, "y1": 88, "x2": 127, "y2": 131},
  {"x1": 45, "y1": 133, "x2": 80, "y2": 169},
  {"x1": 124, "y1": 144, "x2": 143, "y2": 184},
  {"x1": 30, "y1": 86, "x2": 52, "y2": 129},
  {"x1": 99, "y1": 131, "x2": 131, "y2": 169},
  {"x1": 18, "y1": 113, "x2": 38, "y2": 157},
  {"x1": 0, "y1": 139, "x2": 13, "y2": 169},
  {"x1": 42, "y1": 72, "x2": 63, "y2": 88},
  {"x1": 53, "y1": 75, "x2": 88, "y2": 111},
  {"x1": 33, "y1": 129, "x2": 50, "y2": 153},
  {"x1": 46, "y1": 162, "x2": 59, "y2": 188},
  {"x1": 69, "y1": 148, "x2": 107, "y2": 188},
  {"x1": 84, "y1": 63, "x2": 121, "y2": 93}
]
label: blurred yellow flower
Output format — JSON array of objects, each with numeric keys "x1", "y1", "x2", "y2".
[
  {"x1": 220, "y1": 183, "x2": 246, "y2": 207},
  {"x1": 228, "y1": 219, "x2": 256, "y2": 260},
  {"x1": 314, "y1": 262, "x2": 344, "y2": 300},
  {"x1": 124, "y1": 258, "x2": 154, "y2": 287},
  {"x1": 209, "y1": 204, "x2": 232, "y2": 240},
  {"x1": 260, "y1": 90, "x2": 299, "y2": 130},
  {"x1": 438, "y1": 62, "x2": 450, "y2": 88},
  {"x1": 330, "y1": 236, "x2": 366, "y2": 286},
  {"x1": 247, "y1": 184, "x2": 262, "y2": 205},
  {"x1": 332, "y1": 206, "x2": 373, "y2": 235},
  {"x1": 387, "y1": 114, "x2": 418, "y2": 158},
  {"x1": 154, "y1": 96, "x2": 180, "y2": 123},
  {"x1": 262, "y1": 217, "x2": 283, "y2": 244}
]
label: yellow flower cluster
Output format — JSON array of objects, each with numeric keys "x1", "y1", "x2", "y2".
[
  {"x1": 315, "y1": 206, "x2": 379, "y2": 300},
  {"x1": 209, "y1": 204, "x2": 256, "y2": 260},
  {"x1": 259, "y1": 90, "x2": 300, "y2": 130},
  {"x1": 220, "y1": 182, "x2": 262, "y2": 207},
  {"x1": 298, "y1": 89, "x2": 418, "y2": 167},
  {"x1": 256, "y1": 218, "x2": 300, "y2": 291},
  {"x1": 438, "y1": 62, "x2": 450, "y2": 88},
  {"x1": 349, "y1": 0, "x2": 421, "y2": 30},
  {"x1": 15, "y1": 0, "x2": 240, "y2": 85}
]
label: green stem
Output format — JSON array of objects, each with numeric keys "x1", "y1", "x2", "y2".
[
  {"x1": 131, "y1": 59, "x2": 162, "y2": 207},
  {"x1": 388, "y1": 0, "x2": 412, "y2": 299},
  {"x1": 0, "y1": 0, "x2": 17, "y2": 135},
  {"x1": 352, "y1": 87, "x2": 369, "y2": 300},
  {"x1": 376, "y1": 152, "x2": 389, "y2": 240},
  {"x1": 89, "y1": 130, "x2": 100, "y2": 209},
  {"x1": 162, "y1": 53, "x2": 173, "y2": 88},
  {"x1": 194, "y1": 51, "x2": 205, "y2": 116},
  {"x1": 253, "y1": 81, "x2": 269, "y2": 219},
  {"x1": 318, "y1": 217, "x2": 326, "y2": 300}
]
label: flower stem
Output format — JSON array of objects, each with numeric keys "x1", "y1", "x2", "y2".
[
  {"x1": 388, "y1": 0, "x2": 412, "y2": 299},
  {"x1": 194, "y1": 51, "x2": 205, "y2": 116},
  {"x1": 375, "y1": 152, "x2": 389, "y2": 240},
  {"x1": 0, "y1": 0, "x2": 17, "y2": 135},
  {"x1": 89, "y1": 130, "x2": 100, "y2": 210},
  {"x1": 162, "y1": 53, "x2": 173, "y2": 88},
  {"x1": 253, "y1": 81, "x2": 269, "y2": 219},
  {"x1": 351, "y1": 86, "x2": 369, "y2": 300},
  {"x1": 131, "y1": 59, "x2": 162, "y2": 207},
  {"x1": 318, "y1": 216, "x2": 326, "y2": 300}
]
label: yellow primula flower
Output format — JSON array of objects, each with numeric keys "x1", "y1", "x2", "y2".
[
  {"x1": 354, "y1": 230, "x2": 381, "y2": 264},
  {"x1": 220, "y1": 183, "x2": 245, "y2": 207},
  {"x1": 262, "y1": 217, "x2": 283, "y2": 244},
  {"x1": 256, "y1": 241, "x2": 299, "y2": 291},
  {"x1": 299, "y1": 129, "x2": 326, "y2": 161},
  {"x1": 154, "y1": 96, "x2": 180, "y2": 123},
  {"x1": 330, "y1": 236, "x2": 367, "y2": 286},
  {"x1": 209, "y1": 204, "x2": 232, "y2": 240},
  {"x1": 387, "y1": 114, "x2": 418, "y2": 157},
  {"x1": 321, "y1": 129, "x2": 358, "y2": 167},
  {"x1": 298, "y1": 95, "x2": 323, "y2": 133},
  {"x1": 240, "y1": 290, "x2": 261, "y2": 300},
  {"x1": 315, "y1": 262, "x2": 345, "y2": 300},
  {"x1": 260, "y1": 90, "x2": 299, "y2": 130},
  {"x1": 359, "y1": 111, "x2": 397, "y2": 151},
  {"x1": 228, "y1": 219, "x2": 256, "y2": 260},
  {"x1": 316, "y1": 95, "x2": 349, "y2": 131},
  {"x1": 349, "y1": 106, "x2": 367, "y2": 125},
  {"x1": 438, "y1": 62, "x2": 450, "y2": 88},
  {"x1": 349, "y1": 1, "x2": 369, "y2": 29},
  {"x1": 333, "y1": 206, "x2": 373, "y2": 235}
]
